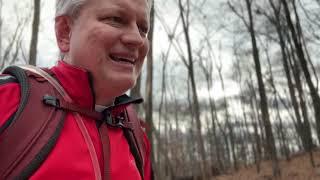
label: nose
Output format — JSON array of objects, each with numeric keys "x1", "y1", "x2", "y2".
[{"x1": 121, "y1": 24, "x2": 144, "y2": 49}]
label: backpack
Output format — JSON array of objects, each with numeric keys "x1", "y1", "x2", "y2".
[{"x1": 0, "y1": 65, "x2": 147, "y2": 180}]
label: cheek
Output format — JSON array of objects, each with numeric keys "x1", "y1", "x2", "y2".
[
  {"x1": 144, "y1": 40, "x2": 150, "y2": 55},
  {"x1": 139, "y1": 41, "x2": 149, "y2": 60},
  {"x1": 87, "y1": 29, "x2": 105, "y2": 49},
  {"x1": 135, "y1": 41, "x2": 149, "y2": 72},
  {"x1": 135, "y1": 57, "x2": 145, "y2": 76}
]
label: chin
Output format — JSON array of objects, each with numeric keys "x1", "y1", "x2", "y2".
[
  {"x1": 121, "y1": 79, "x2": 136, "y2": 91},
  {"x1": 109, "y1": 77, "x2": 136, "y2": 95}
]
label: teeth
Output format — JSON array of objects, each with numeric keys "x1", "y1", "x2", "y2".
[{"x1": 110, "y1": 55, "x2": 134, "y2": 64}]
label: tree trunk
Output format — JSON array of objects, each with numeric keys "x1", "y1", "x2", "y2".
[
  {"x1": 221, "y1": 126, "x2": 231, "y2": 169},
  {"x1": 248, "y1": 81, "x2": 261, "y2": 173},
  {"x1": 178, "y1": 0, "x2": 208, "y2": 178},
  {"x1": 207, "y1": 80, "x2": 223, "y2": 172},
  {"x1": 264, "y1": 40, "x2": 290, "y2": 161},
  {"x1": 198, "y1": 49, "x2": 222, "y2": 173},
  {"x1": 239, "y1": 121, "x2": 248, "y2": 167},
  {"x1": 289, "y1": 50, "x2": 315, "y2": 167},
  {"x1": 201, "y1": 39, "x2": 224, "y2": 172},
  {"x1": 187, "y1": 78, "x2": 199, "y2": 177},
  {"x1": 267, "y1": 0, "x2": 310, "y2": 154},
  {"x1": 145, "y1": 0, "x2": 155, "y2": 176},
  {"x1": 164, "y1": 93, "x2": 171, "y2": 178},
  {"x1": 216, "y1": 60, "x2": 238, "y2": 171},
  {"x1": 279, "y1": 24, "x2": 311, "y2": 152},
  {"x1": 29, "y1": 0, "x2": 41, "y2": 66},
  {"x1": 237, "y1": 69, "x2": 250, "y2": 168},
  {"x1": 130, "y1": 75, "x2": 142, "y2": 113},
  {"x1": 245, "y1": 0, "x2": 280, "y2": 176},
  {"x1": 248, "y1": 75, "x2": 266, "y2": 161},
  {"x1": 281, "y1": 0, "x2": 320, "y2": 143},
  {"x1": 253, "y1": 121, "x2": 261, "y2": 173}
]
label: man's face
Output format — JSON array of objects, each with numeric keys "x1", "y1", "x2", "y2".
[{"x1": 64, "y1": 0, "x2": 149, "y2": 97}]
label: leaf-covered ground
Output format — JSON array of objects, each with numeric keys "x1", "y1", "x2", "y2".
[{"x1": 215, "y1": 149, "x2": 320, "y2": 180}]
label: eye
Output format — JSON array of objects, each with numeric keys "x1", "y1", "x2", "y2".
[
  {"x1": 138, "y1": 24, "x2": 149, "y2": 37},
  {"x1": 109, "y1": 16, "x2": 124, "y2": 24},
  {"x1": 100, "y1": 16, "x2": 125, "y2": 26}
]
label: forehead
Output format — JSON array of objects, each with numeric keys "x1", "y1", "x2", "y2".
[{"x1": 85, "y1": 0, "x2": 149, "y2": 17}]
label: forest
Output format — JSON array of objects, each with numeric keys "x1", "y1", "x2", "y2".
[{"x1": 1, "y1": 0, "x2": 320, "y2": 179}]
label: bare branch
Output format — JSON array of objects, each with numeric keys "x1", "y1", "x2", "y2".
[{"x1": 227, "y1": 1, "x2": 250, "y2": 29}]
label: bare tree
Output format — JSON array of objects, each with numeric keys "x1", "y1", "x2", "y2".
[
  {"x1": 288, "y1": 44, "x2": 315, "y2": 166},
  {"x1": 262, "y1": 39, "x2": 290, "y2": 161},
  {"x1": 232, "y1": 45, "x2": 262, "y2": 172},
  {"x1": 0, "y1": 6, "x2": 30, "y2": 70},
  {"x1": 281, "y1": 0, "x2": 320, "y2": 143},
  {"x1": 130, "y1": 76, "x2": 143, "y2": 114},
  {"x1": 215, "y1": 43, "x2": 238, "y2": 171},
  {"x1": 228, "y1": 0, "x2": 280, "y2": 176},
  {"x1": 266, "y1": 0, "x2": 311, "y2": 153},
  {"x1": 144, "y1": 0, "x2": 155, "y2": 177},
  {"x1": 177, "y1": 0, "x2": 209, "y2": 178},
  {"x1": 198, "y1": 41, "x2": 224, "y2": 172},
  {"x1": 28, "y1": 0, "x2": 40, "y2": 66}
]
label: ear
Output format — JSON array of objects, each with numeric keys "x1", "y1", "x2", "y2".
[{"x1": 55, "y1": 16, "x2": 72, "y2": 53}]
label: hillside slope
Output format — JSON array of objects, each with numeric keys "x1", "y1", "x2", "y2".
[{"x1": 215, "y1": 150, "x2": 320, "y2": 180}]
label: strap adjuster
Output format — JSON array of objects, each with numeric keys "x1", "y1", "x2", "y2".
[
  {"x1": 103, "y1": 111, "x2": 133, "y2": 130},
  {"x1": 43, "y1": 95, "x2": 60, "y2": 108}
]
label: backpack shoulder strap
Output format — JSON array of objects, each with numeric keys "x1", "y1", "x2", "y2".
[
  {"x1": 0, "y1": 74, "x2": 19, "y2": 135},
  {"x1": 0, "y1": 67, "x2": 33, "y2": 136},
  {"x1": 16, "y1": 65, "x2": 103, "y2": 180},
  {"x1": 123, "y1": 105, "x2": 147, "y2": 180},
  {"x1": 0, "y1": 65, "x2": 67, "y2": 179}
]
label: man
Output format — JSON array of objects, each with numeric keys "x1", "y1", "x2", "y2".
[{"x1": 0, "y1": 0, "x2": 152, "y2": 179}]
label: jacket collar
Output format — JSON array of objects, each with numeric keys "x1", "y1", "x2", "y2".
[
  {"x1": 51, "y1": 61, "x2": 95, "y2": 108},
  {"x1": 50, "y1": 61, "x2": 142, "y2": 110}
]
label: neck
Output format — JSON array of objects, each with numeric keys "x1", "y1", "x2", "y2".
[
  {"x1": 95, "y1": 90, "x2": 115, "y2": 106},
  {"x1": 94, "y1": 84, "x2": 116, "y2": 106}
]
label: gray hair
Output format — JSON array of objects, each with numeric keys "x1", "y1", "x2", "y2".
[
  {"x1": 55, "y1": 0, "x2": 87, "y2": 18},
  {"x1": 56, "y1": 0, "x2": 87, "y2": 59},
  {"x1": 56, "y1": 0, "x2": 152, "y2": 18}
]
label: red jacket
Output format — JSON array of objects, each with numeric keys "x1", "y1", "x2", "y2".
[{"x1": 0, "y1": 61, "x2": 152, "y2": 180}]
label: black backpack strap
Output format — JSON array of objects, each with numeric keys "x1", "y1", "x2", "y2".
[
  {"x1": 0, "y1": 74, "x2": 18, "y2": 134},
  {"x1": 123, "y1": 129, "x2": 145, "y2": 179},
  {"x1": 0, "y1": 68, "x2": 30, "y2": 136},
  {"x1": 0, "y1": 75, "x2": 17, "y2": 85},
  {"x1": 123, "y1": 105, "x2": 147, "y2": 180},
  {"x1": 0, "y1": 66, "x2": 67, "y2": 179},
  {"x1": 101, "y1": 97, "x2": 147, "y2": 180}
]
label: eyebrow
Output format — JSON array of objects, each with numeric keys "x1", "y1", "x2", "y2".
[{"x1": 96, "y1": 5, "x2": 149, "y2": 23}]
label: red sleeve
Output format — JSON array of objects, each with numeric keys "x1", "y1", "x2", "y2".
[
  {"x1": 0, "y1": 82, "x2": 20, "y2": 129},
  {"x1": 143, "y1": 132, "x2": 153, "y2": 180}
]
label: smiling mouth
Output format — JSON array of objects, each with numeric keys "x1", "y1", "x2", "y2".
[{"x1": 110, "y1": 55, "x2": 135, "y2": 65}]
